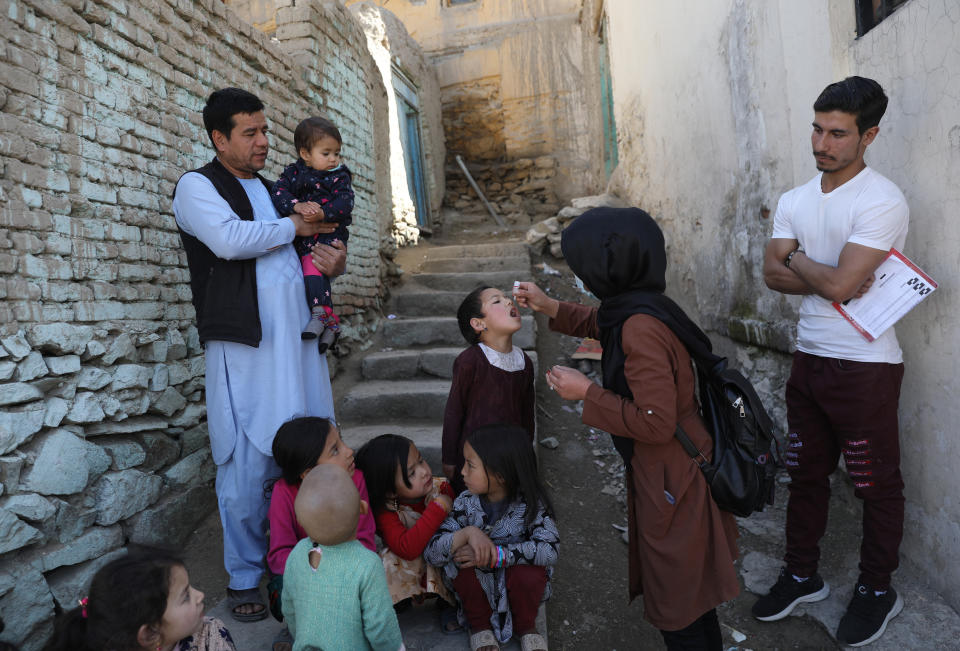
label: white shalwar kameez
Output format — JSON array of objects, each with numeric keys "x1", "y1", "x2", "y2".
[{"x1": 173, "y1": 173, "x2": 335, "y2": 590}]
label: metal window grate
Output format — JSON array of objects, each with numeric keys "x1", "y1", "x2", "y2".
[{"x1": 856, "y1": 0, "x2": 911, "y2": 36}]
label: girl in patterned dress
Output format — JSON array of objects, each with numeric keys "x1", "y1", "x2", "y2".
[
  {"x1": 41, "y1": 549, "x2": 236, "y2": 651},
  {"x1": 425, "y1": 424, "x2": 558, "y2": 651}
]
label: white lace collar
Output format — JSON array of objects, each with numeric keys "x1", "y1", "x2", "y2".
[{"x1": 478, "y1": 343, "x2": 525, "y2": 372}]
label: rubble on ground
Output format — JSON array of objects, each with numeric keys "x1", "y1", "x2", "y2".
[{"x1": 526, "y1": 193, "x2": 628, "y2": 257}]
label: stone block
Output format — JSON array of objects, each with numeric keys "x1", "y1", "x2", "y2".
[
  {"x1": 85, "y1": 416, "x2": 168, "y2": 437},
  {"x1": 45, "y1": 548, "x2": 126, "y2": 610},
  {"x1": 180, "y1": 425, "x2": 207, "y2": 456},
  {"x1": 35, "y1": 375, "x2": 78, "y2": 401},
  {"x1": 0, "y1": 455, "x2": 24, "y2": 495},
  {"x1": 34, "y1": 525, "x2": 123, "y2": 573},
  {"x1": 138, "y1": 339, "x2": 168, "y2": 362},
  {"x1": 0, "y1": 361, "x2": 16, "y2": 380},
  {"x1": 110, "y1": 364, "x2": 152, "y2": 391},
  {"x1": 0, "y1": 332, "x2": 30, "y2": 361},
  {"x1": 139, "y1": 432, "x2": 179, "y2": 472},
  {"x1": 65, "y1": 391, "x2": 104, "y2": 424},
  {"x1": 20, "y1": 429, "x2": 89, "y2": 495},
  {"x1": 84, "y1": 440, "x2": 111, "y2": 481},
  {"x1": 101, "y1": 333, "x2": 137, "y2": 365},
  {"x1": 0, "y1": 382, "x2": 43, "y2": 406},
  {"x1": 167, "y1": 328, "x2": 187, "y2": 360},
  {"x1": 97, "y1": 437, "x2": 146, "y2": 471},
  {"x1": 91, "y1": 470, "x2": 162, "y2": 525},
  {"x1": 124, "y1": 483, "x2": 216, "y2": 547},
  {"x1": 27, "y1": 323, "x2": 94, "y2": 355},
  {"x1": 163, "y1": 448, "x2": 211, "y2": 487},
  {"x1": 149, "y1": 364, "x2": 169, "y2": 391},
  {"x1": 43, "y1": 397, "x2": 70, "y2": 427},
  {"x1": 169, "y1": 403, "x2": 204, "y2": 428},
  {"x1": 16, "y1": 351, "x2": 48, "y2": 381},
  {"x1": 1, "y1": 493, "x2": 55, "y2": 521},
  {"x1": 166, "y1": 361, "x2": 190, "y2": 386},
  {"x1": 51, "y1": 497, "x2": 99, "y2": 544},
  {"x1": 83, "y1": 339, "x2": 107, "y2": 360},
  {"x1": 0, "y1": 402, "x2": 45, "y2": 454},
  {"x1": 0, "y1": 561, "x2": 54, "y2": 648},
  {"x1": 76, "y1": 367, "x2": 112, "y2": 390},
  {"x1": 43, "y1": 355, "x2": 81, "y2": 375},
  {"x1": 0, "y1": 508, "x2": 42, "y2": 554},
  {"x1": 149, "y1": 386, "x2": 186, "y2": 417}
]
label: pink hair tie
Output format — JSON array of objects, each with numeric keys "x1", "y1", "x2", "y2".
[{"x1": 79, "y1": 597, "x2": 89, "y2": 618}]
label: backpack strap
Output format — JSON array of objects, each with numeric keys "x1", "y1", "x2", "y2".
[{"x1": 675, "y1": 424, "x2": 711, "y2": 471}]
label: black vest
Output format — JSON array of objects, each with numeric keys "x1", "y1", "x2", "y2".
[{"x1": 174, "y1": 158, "x2": 272, "y2": 347}]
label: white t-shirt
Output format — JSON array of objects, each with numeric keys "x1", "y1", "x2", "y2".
[{"x1": 772, "y1": 167, "x2": 909, "y2": 363}]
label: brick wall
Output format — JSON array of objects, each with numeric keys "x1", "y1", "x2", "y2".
[{"x1": 0, "y1": 0, "x2": 388, "y2": 647}]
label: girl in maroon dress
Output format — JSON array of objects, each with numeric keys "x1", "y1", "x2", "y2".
[{"x1": 442, "y1": 286, "x2": 536, "y2": 495}]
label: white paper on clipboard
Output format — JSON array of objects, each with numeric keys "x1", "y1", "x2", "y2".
[{"x1": 833, "y1": 249, "x2": 938, "y2": 342}]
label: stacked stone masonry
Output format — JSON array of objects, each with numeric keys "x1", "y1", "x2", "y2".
[
  {"x1": 446, "y1": 155, "x2": 560, "y2": 220},
  {"x1": 0, "y1": 1, "x2": 391, "y2": 647}
]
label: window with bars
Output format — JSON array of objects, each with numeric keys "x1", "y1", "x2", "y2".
[{"x1": 856, "y1": 0, "x2": 911, "y2": 36}]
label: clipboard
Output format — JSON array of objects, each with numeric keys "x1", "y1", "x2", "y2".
[{"x1": 833, "y1": 249, "x2": 938, "y2": 342}]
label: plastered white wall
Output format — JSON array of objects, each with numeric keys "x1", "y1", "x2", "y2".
[{"x1": 604, "y1": 0, "x2": 960, "y2": 608}]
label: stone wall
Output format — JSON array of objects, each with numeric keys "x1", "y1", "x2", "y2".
[
  {"x1": 349, "y1": 2, "x2": 445, "y2": 239},
  {"x1": 446, "y1": 156, "x2": 559, "y2": 223},
  {"x1": 0, "y1": 0, "x2": 388, "y2": 647},
  {"x1": 604, "y1": 0, "x2": 960, "y2": 609}
]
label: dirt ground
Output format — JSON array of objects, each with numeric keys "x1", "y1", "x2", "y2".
[
  {"x1": 525, "y1": 252, "x2": 841, "y2": 651},
  {"x1": 184, "y1": 230, "x2": 845, "y2": 650}
]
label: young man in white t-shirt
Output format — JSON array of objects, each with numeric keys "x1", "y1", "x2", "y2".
[{"x1": 753, "y1": 77, "x2": 909, "y2": 647}]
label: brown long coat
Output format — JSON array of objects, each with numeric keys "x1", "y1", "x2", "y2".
[{"x1": 552, "y1": 302, "x2": 739, "y2": 631}]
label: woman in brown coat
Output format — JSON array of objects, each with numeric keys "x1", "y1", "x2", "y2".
[{"x1": 515, "y1": 207, "x2": 739, "y2": 650}]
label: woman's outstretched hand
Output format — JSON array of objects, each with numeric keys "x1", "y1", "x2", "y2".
[
  {"x1": 513, "y1": 281, "x2": 559, "y2": 318},
  {"x1": 546, "y1": 365, "x2": 592, "y2": 401}
]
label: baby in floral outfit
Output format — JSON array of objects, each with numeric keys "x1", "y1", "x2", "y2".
[{"x1": 271, "y1": 117, "x2": 354, "y2": 351}]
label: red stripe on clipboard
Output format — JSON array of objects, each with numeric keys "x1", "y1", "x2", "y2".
[{"x1": 833, "y1": 303, "x2": 875, "y2": 342}]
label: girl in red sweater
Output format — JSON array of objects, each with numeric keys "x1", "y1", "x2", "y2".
[{"x1": 356, "y1": 434, "x2": 459, "y2": 630}]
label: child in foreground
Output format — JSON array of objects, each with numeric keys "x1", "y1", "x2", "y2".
[
  {"x1": 283, "y1": 465, "x2": 405, "y2": 651},
  {"x1": 355, "y1": 434, "x2": 459, "y2": 630},
  {"x1": 425, "y1": 424, "x2": 557, "y2": 651},
  {"x1": 443, "y1": 286, "x2": 535, "y2": 494},
  {"x1": 271, "y1": 116, "x2": 354, "y2": 350},
  {"x1": 42, "y1": 548, "x2": 235, "y2": 651},
  {"x1": 266, "y1": 417, "x2": 376, "y2": 626}
]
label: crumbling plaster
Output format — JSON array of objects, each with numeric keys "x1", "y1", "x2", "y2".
[
  {"x1": 604, "y1": 0, "x2": 960, "y2": 610},
  {"x1": 347, "y1": 0, "x2": 606, "y2": 204}
]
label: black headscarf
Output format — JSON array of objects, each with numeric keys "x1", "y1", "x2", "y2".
[{"x1": 561, "y1": 207, "x2": 722, "y2": 462}]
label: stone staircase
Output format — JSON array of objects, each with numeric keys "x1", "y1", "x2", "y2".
[
  {"x1": 337, "y1": 238, "x2": 544, "y2": 650},
  {"x1": 339, "y1": 241, "x2": 537, "y2": 476}
]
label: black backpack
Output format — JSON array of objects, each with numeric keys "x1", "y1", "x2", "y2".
[{"x1": 674, "y1": 358, "x2": 780, "y2": 517}]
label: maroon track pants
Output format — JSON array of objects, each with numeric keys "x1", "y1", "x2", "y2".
[
  {"x1": 452, "y1": 565, "x2": 547, "y2": 634},
  {"x1": 783, "y1": 351, "x2": 905, "y2": 590}
]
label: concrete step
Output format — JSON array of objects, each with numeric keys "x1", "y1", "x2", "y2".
[
  {"x1": 391, "y1": 289, "x2": 467, "y2": 317},
  {"x1": 339, "y1": 379, "x2": 451, "y2": 423},
  {"x1": 410, "y1": 270, "x2": 520, "y2": 292},
  {"x1": 343, "y1": 421, "x2": 444, "y2": 471},
  {"x1": 362, "y1": 348, "x2": 463, "y2": 380},
  {"x1": 421, "y1": 242, "x2": 529, "y2": 260},
  {"x1": 420, "y1": 255, "x2": 530, "y2": 273},
  {"x1": 382, "y1": 315, "x2": 536, "y2": 349},
  {"x1": 362, "y1": 348, "x2": 539, "y2": 381}
]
